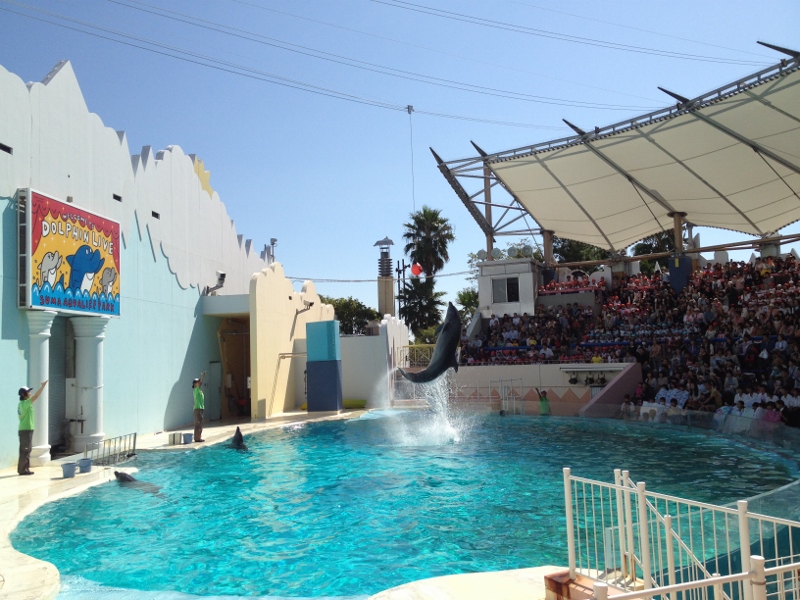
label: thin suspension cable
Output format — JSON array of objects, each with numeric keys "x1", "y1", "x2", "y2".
[
  {"x1": 105, "y1": 0, "x2": 654, "y2": 110},
  {"x1": 505, "y1": 0, "x2": 773, "y2": 59},
  {"x1": 408, "y1": 105, "x2": 416, "y2": 213},
  {"x1": 0, "y1": 2, "x2": 404, "y2": 111},
  {"x1": 0, "y1": 2, "x2": 567, "y2": 129},
  {"x1": 228, "y1": 0, "x2": 663, "y2": 104},
  {"x1": 369, "y1": 0, "x2": 769, "y2": 66},
  {"x1": 287, "y1": 270, "x2": 474, "y2": 283}
]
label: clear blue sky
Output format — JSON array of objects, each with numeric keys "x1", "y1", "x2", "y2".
[{"x1": 1, "y1": 0, "x2": 798, "y2": 311}]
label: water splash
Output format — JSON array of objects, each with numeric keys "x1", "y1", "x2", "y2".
[{"x1": 388, "y1": 371, "x2": 475, "y2": 446}]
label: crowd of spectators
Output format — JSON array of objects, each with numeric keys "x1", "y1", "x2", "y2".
[
  {"x1": 460, "y1": 255, "x2": 800, "y2": 429},
  {"x1": 538, "y1": 274, "x2": 606, "y2": 294}
]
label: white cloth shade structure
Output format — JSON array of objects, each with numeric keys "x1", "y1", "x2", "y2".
[{"x1": 436, "y1": 49, "x2": 800, "y2": 253}]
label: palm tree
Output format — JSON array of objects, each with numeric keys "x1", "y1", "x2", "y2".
[
  {"x1": 397, "y1": 277, "x2": 446, "y2": 338},
  {"x1": 403, "y1": 206, "x2": 455, "y2": 276}
]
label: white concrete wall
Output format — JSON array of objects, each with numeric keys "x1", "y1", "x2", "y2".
[
  {"x1": 0, "y1": 59, "x2": 284, "y2": 467},
  {"x1": 477, "y1": 258, "x2": 538, "y2": 317},
  {"x1": 249, "y1": 265, "x2": 334, "y2": 418}
]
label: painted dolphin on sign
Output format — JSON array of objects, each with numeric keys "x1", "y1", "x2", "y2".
[
  {"x1": 231, "y1": 426, "x2": 248, "y2": 451},
  {"x1": 398, "y1": 302, "x2": 461, "y2": 384},
  {"x1": 66, "y1": 245, "x2": 105, "y2": 294},
  {"x1": 38, "y1": 251, "x2": 63, "y2": 288}
]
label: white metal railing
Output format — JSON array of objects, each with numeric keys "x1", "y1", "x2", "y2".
[
  {"x1": 592, "y1": 556, "x2": 800, "y2": 600},
  {"x1": 564, "y1": 468, "x2": 800, "y2": 600}
]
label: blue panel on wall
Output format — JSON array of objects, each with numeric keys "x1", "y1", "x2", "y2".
[
  {"x1": 307, "y1": 360, "x2": 342, "y2": 412},
  {"x1": 306, "y1": 320, "x2": 340, "y2": 362},
  {"x1": 669, "y1": 256, "x2": 693, "y2": 294}
]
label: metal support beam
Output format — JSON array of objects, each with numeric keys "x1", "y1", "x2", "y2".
[
  {"x1": 484, "y1": 163, "x2": 494, "y2": 259},
  {"x1": 668, "y1": 212, "x2": 686, "y2": 254},
  {"x1": 563, "y1": 119, "x2": 678, "y2": 215},
  {"x1": 430, "y1": 148, "x2": 493, "y2": 238},
  {"x1": 532, "y1": 151, "x2": 616, "y2": 251},
  {"x1": 543, "y1": 230, "x2": 555, "y2": 266},
  {"x1": 656, "y1": 89, "x2": 800, "y2": 177},
  {"x1": 633, "y1": 128, "x2": 763, "y2": 234}
]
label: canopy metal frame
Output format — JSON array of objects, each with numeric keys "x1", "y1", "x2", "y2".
[{"x1": 433, "y1": 46, "x2": 800, "y2": 261}]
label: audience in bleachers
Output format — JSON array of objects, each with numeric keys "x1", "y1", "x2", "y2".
[{"x1": 461, "y1": 255, "x2": 800, "y2": 430}]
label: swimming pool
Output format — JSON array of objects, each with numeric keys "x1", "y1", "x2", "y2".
[{"x1": 12, "y1": 411, "x2": 798, "y2": 599}]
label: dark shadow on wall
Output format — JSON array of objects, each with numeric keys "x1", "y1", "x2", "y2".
[
  {"x1": 162, "y1": 296, "x2": 223, "y2": 430},
  {"x1": 1, "y1": 198, "x2": 28, "y2": 352}
]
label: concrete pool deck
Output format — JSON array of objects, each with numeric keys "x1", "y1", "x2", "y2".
[{"x1": 1, "y1": 411, "x2": 562, "y2": 600}]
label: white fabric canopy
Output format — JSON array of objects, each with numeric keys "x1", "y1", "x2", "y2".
[{"x1": 483, "y1": 60, "x2": 800, "y2": 251}]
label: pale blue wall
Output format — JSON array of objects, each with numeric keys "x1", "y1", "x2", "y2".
[
  {"x1": 1, "y1": 197, "x2": 32, "y2": 468},
  {"x1": 0, "y1": 196, "x2": 222, "y2": 468}
]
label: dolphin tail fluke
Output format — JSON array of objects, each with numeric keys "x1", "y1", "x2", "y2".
[{"x1": 398, "y1": 367, "x2": 428, "y2": 383}]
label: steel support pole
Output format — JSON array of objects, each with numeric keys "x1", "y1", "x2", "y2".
[
  {"x1": 669, "y1": 212, "x2": 686, "y2": 254},
  {"x1": 543, "y1": 230, "x2": 555, "y2": 266},
  {"x1": 484, "y1": 164, "x2": 494, "y2": 259}
]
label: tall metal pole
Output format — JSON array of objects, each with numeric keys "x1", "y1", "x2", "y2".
[{"x1": 484, "y1": 163, "x2": 494, "y2": 259}]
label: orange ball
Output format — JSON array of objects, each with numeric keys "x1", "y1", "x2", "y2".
[{"x1": 411, "y1": 263, "x2": 423, "y2": 276}]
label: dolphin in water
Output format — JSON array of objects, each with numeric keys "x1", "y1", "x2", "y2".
[
  {"x1": 398, "y1": 302, "x2": 461, "y2": 384},
  {"x1": 114, "y1": 471, "x2": 163, "y2": 497},
  {"x1": 231, "y1": 426, "x2": 248, "y2": 451},
  {"x1": 66, "y1": 245, "x2": 105, "y2": 293}
]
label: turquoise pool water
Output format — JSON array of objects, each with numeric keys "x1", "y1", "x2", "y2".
[{"x1": 12, "y1": 411, "x2": 799, "y2": 599}]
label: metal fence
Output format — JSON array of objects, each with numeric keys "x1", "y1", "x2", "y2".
[
  {"x1": 564, "y1": 468, "x2": 800, "y2": 600},
  {"x1": 84, "y1": 432, "x2": 137, "y2": 466}
]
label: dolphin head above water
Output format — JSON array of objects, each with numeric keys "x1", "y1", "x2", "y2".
[
  {"x1": 398, "y1": 302, "x2": 461, "y2": 384},
  {"x1": 231, "y1": 426, "x2": 248, "y2": 450}
]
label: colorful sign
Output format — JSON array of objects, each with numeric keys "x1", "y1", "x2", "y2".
[{"x1": 26, "y1": 190, "x2": 121, "y2": 316}]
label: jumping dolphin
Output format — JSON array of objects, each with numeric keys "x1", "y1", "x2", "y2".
[
  {"x1": 231, "y1": 426, "x2": 248, "y2": 451},
  {"x1": 66, "y1": 245, "x2": 105, "y2": 294},
  {"x1": 114, "y1": 471, "x2": 163, "y2": 497},
  {"x1": 398, "y1": 302, "x2": 461, "y2": 384}
]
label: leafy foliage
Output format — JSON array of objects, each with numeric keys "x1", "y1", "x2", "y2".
[
  {"x1": 631, "y1": 231, "x2": 676, "y2": 275},
  {"x1": 413, "y1": 325, "x2": 440, "y2": 345},
  {"x1": 318, "y1": 295, "x2": 380, "y2": 335},
  {"x1": 455, "y1": 287, "x2": 479, "y2": 324},
  {"x1": 396, "y1": 277, "x2": 446, "y2": 339},
  {"x1": 552, "y1": 237, "x2": 609, "y2": 263},
  {"x1": 402, "y1": 206, "x2": 455, "y2": 276}
]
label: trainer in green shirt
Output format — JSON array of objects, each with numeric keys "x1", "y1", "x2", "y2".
[
  {"x1": 193, "y1": 385, "x2": 205, "y2": 410},
  {"x1": 192, "y1": 371, "x2": 206, "y2": 443},
  {"x1": 17, "y1": 380, "x2": 48, "y2": 476},
  {"x1": 18, "y1": 397, "x2": 34, "y2": 431},
  {"x1": 535, "y1": 387, "x2": 551, "y2": 416}
]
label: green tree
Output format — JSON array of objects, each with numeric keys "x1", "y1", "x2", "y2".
[
  {"x1": 397, "y1": 278, "x2": 446, "y2": 339},
  {"x1": 413, "y1": 325, "x2": 441, "y2": 345},
  {"x1": 318, "y1": 295, "x2": 380, "y2": 335},
  {"x1": 631, "y1": 230, "x2": 676, "y2": 275},
  {"x1": 552, "y1": 237, "x2": 609, "y2": 263},
  {"x1": 455, "y1": 287, "x2": 479, "y2": 325},
  {"x1": 402, "y1": 205, "x2": 455, "y2": 276}
]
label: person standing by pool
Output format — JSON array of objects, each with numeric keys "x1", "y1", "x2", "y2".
[
  {"x1": 535, "y1": 387, "x2": 551, "y2": 416},
  {"x1": 18, "y1": 380, "x2": 48, "y2": 476},
  {"x1": 193, "y1": 372, "x2": 206, "y2": 443}
]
